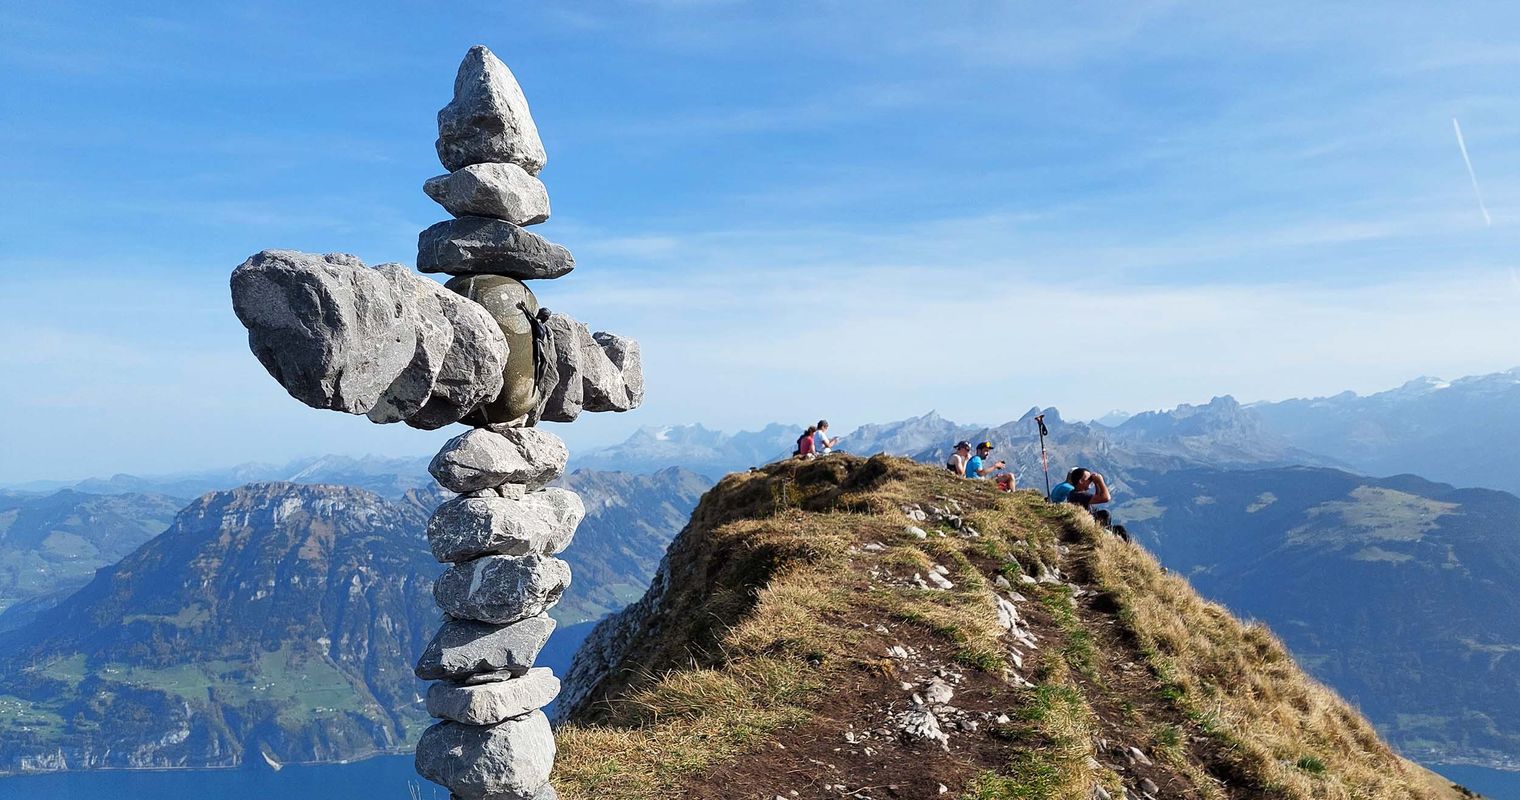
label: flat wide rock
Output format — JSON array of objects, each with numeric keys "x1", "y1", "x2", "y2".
[
  {"x1": 418, "y1": 217, "x2": 573, "y2": 280},
  {"x1": 425, "y1": 163, "x2": 550, "y2": 225},
  {"x1": 415, "y1": 711, "x2": 554, "y2": 800},
  {"x1": 435, "y1": 45, "x2": 546, "y2": 175},
  {"x1": 415, "y1": 614, "x2": 556, "y2": 681},
  {"x1": 427, "y1": 668, "x2": 561, "y2": 725},
  {"x1": 430, "y1": 428, "x2": 568, "y2": 493},
  {"x1": 230, "y1": 250, "x2": 506, "y2": 425},
  {"x1": 434, "y1": 554, "x2": 570, "y2": 625},
  {"x1": 428, "y1": 489, "x2": 585, "y2": 563}
]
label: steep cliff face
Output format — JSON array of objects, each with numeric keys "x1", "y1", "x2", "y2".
[
  {"x1": 555, "y1": 455, "x2": 1477, "y2": 800},
  {"x1": 0, "y1": 483, "x2": 438, "y2": 773}
]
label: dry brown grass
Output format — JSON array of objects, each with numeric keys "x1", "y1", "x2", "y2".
[
  {"x1": 554, "y1": 455, "x2": 1467, "y2": 800},
  {"x1": 1065, "y1": 504, "x2": 1448, "y2": 799}
]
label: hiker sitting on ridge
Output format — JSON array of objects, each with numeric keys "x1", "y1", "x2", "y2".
[
  {"x1": 814, "y1": 420, "x2": 839, "y2": 454},
  {"x1": 964, "y1": 441, "x2": 1005, "y2": 479},
  {"x1": 946, "y1": 440, "x2": 971, "y2": 476},
  {"x1": 795, "y1": 425, "x2": 818, "y2": 459},
  {"x1": 1050, "y1": 467, "x2": 1129, "y2": 540},
  {"x1": 1050, "y1": 467, "x2": 1110, "y2": 508}
]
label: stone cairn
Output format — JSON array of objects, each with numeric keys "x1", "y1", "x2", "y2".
[{"x1": 228, "y1": 45, "x2": 642, "y2": 800}]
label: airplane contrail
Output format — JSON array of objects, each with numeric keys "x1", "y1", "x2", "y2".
[{"x1": 1452, "y1": 117, "x2": 1492, "y2": 226}]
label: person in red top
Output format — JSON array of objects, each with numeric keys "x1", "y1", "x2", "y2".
[{"x1": 795, "y1": 425, "x2": 818, "y2": 458}]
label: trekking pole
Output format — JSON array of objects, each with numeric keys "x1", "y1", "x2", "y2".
[{"x1": 1035, "y1": 413, "x2": 1051, "y2": 497}]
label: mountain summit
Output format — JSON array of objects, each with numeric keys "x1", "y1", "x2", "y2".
[{"x1": 549, "y1": 455, "x2": 1474, "y2": 799}]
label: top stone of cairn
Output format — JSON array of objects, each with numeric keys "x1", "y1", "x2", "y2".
[{"x1": 437, "y1": 45, "x2": 547, "y2": 175}]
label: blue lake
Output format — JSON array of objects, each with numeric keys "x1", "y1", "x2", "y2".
[
  {"x1": 0, "y1": 619, "x2": 599, "y2": 800},
  {"x1": 1433, "y1": 763, "x2": 1520, "y2": 800},
  {"x1": 0, "y1": 755, "x2": 430, "y2": 800}
]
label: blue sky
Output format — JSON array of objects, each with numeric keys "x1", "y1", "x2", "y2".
[{"x1": 3, "y1": 0, "x2": 1519, "y2": 483}]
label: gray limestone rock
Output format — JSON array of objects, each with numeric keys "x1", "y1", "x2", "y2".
[
  {"x1": 426, "y1": 668, "x2": 561, "y2": 725},
  {"x1": 430, "y1": 428, "x2": 568, "y2": 493},
  {"x1": 433, "y1": 554, "x2": 571, "y2": 625},
  {"x1": 231, "y1": 250, "x2": 416, "y2": 414},
  {"x1": 425, "y1": 163, "x2": 550, "y2": 225},
  {"x1": 445, "y1": 275, "x2": 539, "y2": 426},
  {"x1": 415, "y1": 711, "x2": 554, "y2": 800},
  {"x1": 230, "y1": 250, "x2": 506, "y2": 425},
  {"x1": 427, "y1": 488, "x2": 584, "y2": 563},
  {"x1": 592, "y1": 331, "x2": 644, "y2": 408},
  {"x1": 418, "y1": 217, "x2": 574, "y2": 280},
  {"x1": 576, "y1": 323, "x2": 630, "y2": 413},
  {"x1": 415, "y1": 614, "x2": 556, "y2": 681},
  {"x1": 538, "y1": 314, "x2": 583, "y2": 423},
  {"x1": 365, "y1": 264, "x2": 453, "y2": 424},
  {"x1": 407, "y1": 284, "x2": 510, "y2": 430},
  {"x1": 436, "y1": 45, "x2": 547, "y2": 175}
]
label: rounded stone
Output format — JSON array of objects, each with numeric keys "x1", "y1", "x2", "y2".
[{"x1": 447, "y1": 274, "x2": 539, "y2": 426}]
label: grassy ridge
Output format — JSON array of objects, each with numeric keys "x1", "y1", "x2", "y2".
[{"x1": 555, "y1": 455, "x2": 1476, "y2": 800}]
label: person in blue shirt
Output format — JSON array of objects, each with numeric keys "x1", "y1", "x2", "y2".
[
  {"x1": 1049, "y1": 467, "x2": 1111, "y2": 508},
  {"x1": 964, "y1": 441, "x2": 1005, "y2": 479}
]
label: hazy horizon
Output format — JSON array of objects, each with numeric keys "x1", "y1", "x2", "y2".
[{"x1": 5, "y1": 1, "x2": 1520, "y2": 483}]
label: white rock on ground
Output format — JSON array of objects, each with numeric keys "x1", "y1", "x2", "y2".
[
  {"x1": 425, "y1": 162, "x2": 550, "y2": 224},
  {"x1": 414, "y1": 710, "x2": 555, "y2": 800},
  {"x1": 435, "y1": 45, "x2": 547, "y2": 175},
  {"x1": 923, "y1": 678, "x2": 955, "y2": 705},
  {"x1": 427, "y1": 668, "x2": 561, "y2": 725},
  {"x1": 433, "y1": 554, "x2": 571, "y2": 625},
  {"x1": 414, "y1": 614, "x2": 557, "y2": 681},
  {"x1": 430, "y1": 427, "x2": 569, "y2": 493},
  {"x1": 428, "y1": 489, "x2": 584, "y2": 563}
]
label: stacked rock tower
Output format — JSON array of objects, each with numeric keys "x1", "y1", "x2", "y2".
[{"x1": 229, "y1": 46, "x2": 642, "y2": 800}]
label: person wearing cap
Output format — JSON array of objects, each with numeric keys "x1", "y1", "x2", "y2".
[
  {"x1": 964, "y1": 441, "x2": 1005, "y2": 479},
  {"x1": 946, "y1": 441, "x2": 971, "y2": 476}
]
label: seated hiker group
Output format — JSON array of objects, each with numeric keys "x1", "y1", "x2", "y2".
[
  {"x1": 944, "y1": 441, "x2": 1128, "y2": 539},
  {"x1": 793, "y1": 419, "x2": 839, "y2": 458},
  {"x1": 789, "y1": 422, "x2": 1129, "y2": 541}
]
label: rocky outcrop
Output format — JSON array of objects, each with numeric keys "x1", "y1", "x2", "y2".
[
  {"x1": 424, "y1": 163, "x2": 550, "y2": 224},
  {"x1": 429, "y1": 428, "x2": 569, "y2": 493},
  {"x1": 427, "y1": 489, "x2": 584, "y2": 562},
  {"x1": 416, "y1": 615, "x2": 557, "y2": 681},
  {"x1": 230, "y1": 42, "x2": 648, "y2": 800},
  {"x1": 230, "y1": 250, "x2": 507, "y2": 430},
  {"x1": 436, "y1": 45, "x2": 547, "y2": 175},
  {"x1": 418, "y1": 217, "x2": 574, "y2": 279}
]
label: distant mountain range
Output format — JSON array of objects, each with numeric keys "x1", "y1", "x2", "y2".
[
  {"x1": 573, "y1": 367, "x2": 1520, "y2": 496},
  {"x1": 0, "y1": 483, "x2": 436, "y2": 773},
  {"x1": 1249, "y1": 369, "x2": 1520, "y2": 495},
  {"x1": 0, "y1": 468, "x2": 707, "y2": 773},
  {"x1": 0, "y1": 491, "x2": 185, "y2": 632},
  {"x1": 1, "y1": 367, "x2": 1515, "y2": 772}
]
